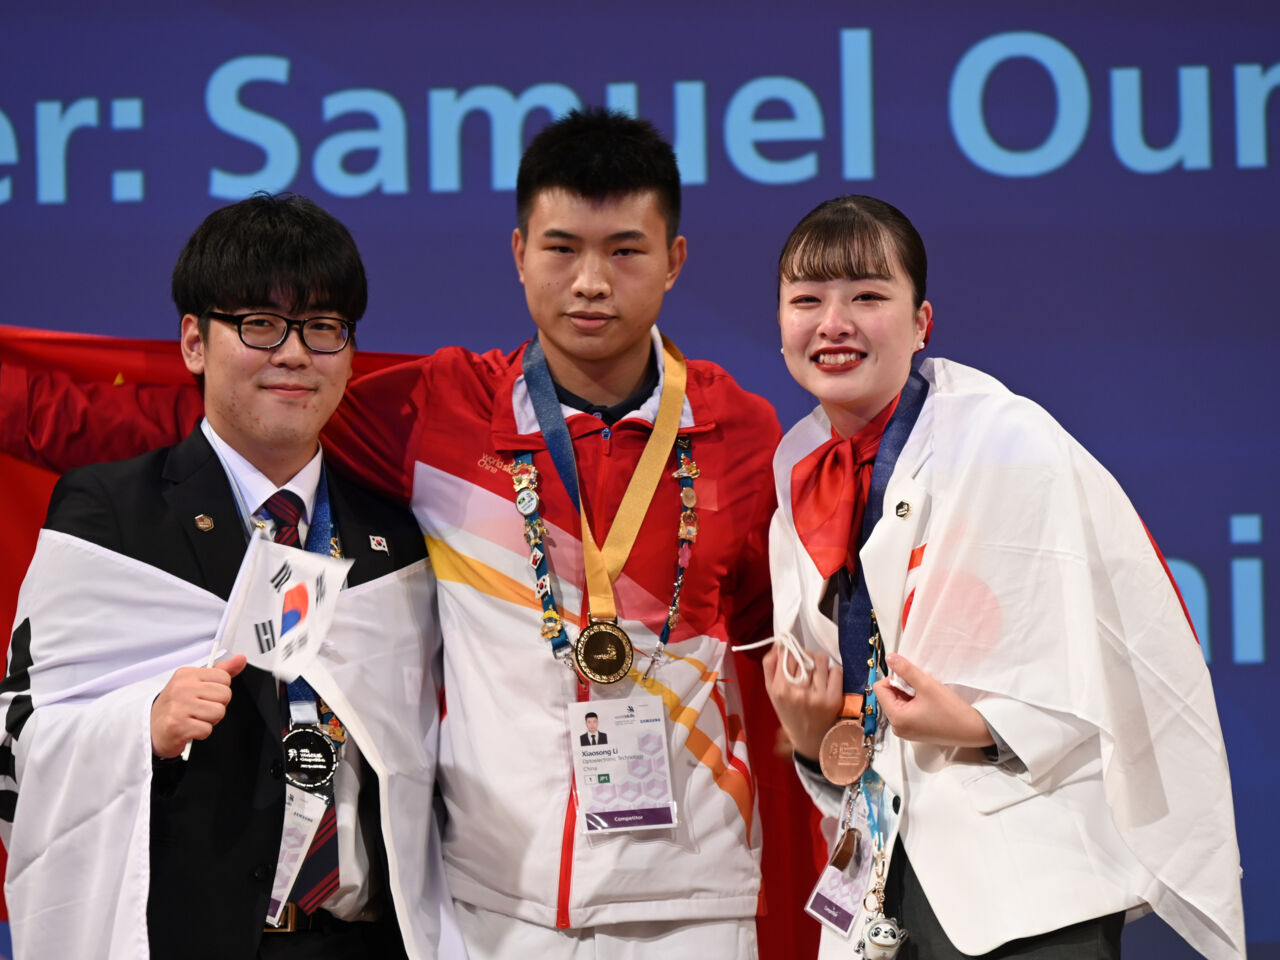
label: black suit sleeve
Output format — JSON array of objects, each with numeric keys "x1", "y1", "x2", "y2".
[{"x1": 44, "y1": 467, "x2": 123, "y2": 552}]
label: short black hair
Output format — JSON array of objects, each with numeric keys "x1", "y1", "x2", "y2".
[
  {"x1": 584, "y1": 712, "x2": 598, "y2": 720},
  {"x1": 172, "y1": 192, "x2": 368, "y2": 337},
  {"x1": 516, "y1": 108, "x2": 682, "y2": 244}
]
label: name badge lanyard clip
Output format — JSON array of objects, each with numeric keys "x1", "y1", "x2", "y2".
[
  {"x1": 817, "y1": 371, "x2": 929, "y2": 786},
  {"x1": 855, "y1": 762, "x2": 908, "y2": 957},
  {"x1": 516, "y1": 335, "x2": 689, "y2": 685}
]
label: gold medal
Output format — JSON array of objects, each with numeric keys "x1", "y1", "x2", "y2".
[{"x1": 574, "y1": 619, "x2": 634, "y2": 684}]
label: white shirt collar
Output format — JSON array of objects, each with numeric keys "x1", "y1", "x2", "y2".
[{"x1": 200, "y1": 418, "x2": 323, "y2": 540}]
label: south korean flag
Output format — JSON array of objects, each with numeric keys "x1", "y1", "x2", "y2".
[{"x1": 211, "y1": 531, "x2": 353, "y2": 682}]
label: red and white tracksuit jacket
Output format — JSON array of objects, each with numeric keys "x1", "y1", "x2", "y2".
[{"x1": 325, "y1": 329, "x2": 781, "y2": 929}]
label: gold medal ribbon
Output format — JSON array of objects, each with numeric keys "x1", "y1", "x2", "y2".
[{"x1": 579, "y1": 335, "x2": 687, "y2": 620}]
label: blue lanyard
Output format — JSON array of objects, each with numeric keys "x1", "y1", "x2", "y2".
[
  {"x1": 514, "y1": 451, "x2": 572, "y2": 655},
  {"x1": 285, "y1": 471, "x2": 334, "y2": 711},
  {"x1": 521, "y1": 337, "x2": 583, "y2": 512},
  {"x1": 836, "y1": 370, "x2": 930, "y2": 695}
]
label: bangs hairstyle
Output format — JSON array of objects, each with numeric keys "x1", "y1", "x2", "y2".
[
  {"x1": 516, "y1": 107, "x2": 682, "y2": 244},
  {"x1": 777, "y1": 195, "x2": 927, "y2": 308},
  {"x1": 173, "y1": 192, "x2": 368, "y2": 333}
]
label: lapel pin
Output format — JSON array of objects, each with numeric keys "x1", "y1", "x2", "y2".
[
  {"x1": 895, "y1": 501, "x2": 911, "y2": 519},
  {"x1": 369, "y1": 535, "x2": 389, "y2": 555},
  {"x1": 194, "y1": 514, "x2": 215, "y2": 532}
]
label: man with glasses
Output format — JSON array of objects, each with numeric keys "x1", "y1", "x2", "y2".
[{"x1": 0, "y1": 193, "x2": 460, "y2": 959}]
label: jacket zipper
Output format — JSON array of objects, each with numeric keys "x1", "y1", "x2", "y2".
[{"x1": 556, "y1": 671, "x2": 590, "y2": 927}]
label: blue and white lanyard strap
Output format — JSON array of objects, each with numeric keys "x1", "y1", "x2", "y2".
[
  {"x1": 513, "y1": 451, "x2": 573, "y2": 656},
  {"x1": 860, "y1": 766, "x2": 891, "y2": 916}
]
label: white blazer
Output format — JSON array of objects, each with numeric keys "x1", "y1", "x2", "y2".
[{"x1": 771, "y1": 358, "x2": 1244, "y2": 959}]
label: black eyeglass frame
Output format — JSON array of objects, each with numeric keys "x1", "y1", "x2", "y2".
[{"x1": 205, "y1": 310, "x2": 354, "y2": 354}]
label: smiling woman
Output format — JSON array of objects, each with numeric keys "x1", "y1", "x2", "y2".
[
  {"x1": 762, "y1": 195, "x2": 1245, "y2": 959},
  {"x1": 778, "y1": 196, "x2": 930, "y2": 440}
]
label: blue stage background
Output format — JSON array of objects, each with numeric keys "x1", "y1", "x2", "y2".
[{"x1": 1, "y1": 2, "x2": 1275, "y2": 955}]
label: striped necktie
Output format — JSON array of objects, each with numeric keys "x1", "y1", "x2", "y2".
[{"x1": 262, "y1": 490, "x2": 304, "y2": 546}]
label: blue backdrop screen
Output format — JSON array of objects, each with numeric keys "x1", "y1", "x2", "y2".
[{"x1": 1, "y1": 2, "x2": 1275, "y2": 954}]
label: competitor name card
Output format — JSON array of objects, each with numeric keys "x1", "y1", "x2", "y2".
[
  {"x1": 567, "y1": 697, "x2": 677, "y2": 833},
  {"x1": 805, "y1": 791, "x2": 874, "y2": 938},
  {"x1": 267, "y1": 785, "x2": 328, "y2": 925}
]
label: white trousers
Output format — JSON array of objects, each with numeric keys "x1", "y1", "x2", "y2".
[{"x1": 454, "y1": 901, "x2": 759, "y2": 960}]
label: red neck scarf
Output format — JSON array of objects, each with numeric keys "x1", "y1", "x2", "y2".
[{"x1": 790, "y1": 396, "x2": 900, "y2": 579}]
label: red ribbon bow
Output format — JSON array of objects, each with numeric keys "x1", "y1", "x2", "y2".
[{"x1": 790, "y1": 397, "x2": 899, "y2": 579}]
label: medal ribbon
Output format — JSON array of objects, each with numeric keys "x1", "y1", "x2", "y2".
[
  {"x1": 836, "y1": 369, "x2": 929, "y2": 694},
  {"x1": 521, "y1": 335, "x2": 688, "y2": 621}
]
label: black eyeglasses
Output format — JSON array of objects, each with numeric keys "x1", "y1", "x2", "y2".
[{"x1": 206, "y1": 311, "x2": 353, "y2": 353}]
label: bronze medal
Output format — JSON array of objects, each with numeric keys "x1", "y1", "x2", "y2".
[
  {"x1": 574, "y1": 619, "x2": 634, "y2": 684},
  {"x1": 819, "y1": 718, "x2": 869, "y2": 786}
]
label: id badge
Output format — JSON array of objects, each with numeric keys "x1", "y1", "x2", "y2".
[
  {"x1": 567, "y1": 697, "x2": 677, "y2": 833},
  {"x1": 265, "y1": 785, "x2": 328, "y2": 925},
  {"x1": 804, "y1": 788, "x2": 874, "y2": 938}
]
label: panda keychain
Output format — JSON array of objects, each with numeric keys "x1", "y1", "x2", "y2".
[
  {"x1": 858, "y1": 914, "x2": 908, "y2": 959},
  {"x1": 855, "y1": 843, "x2": 907, "y2": 958}
]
